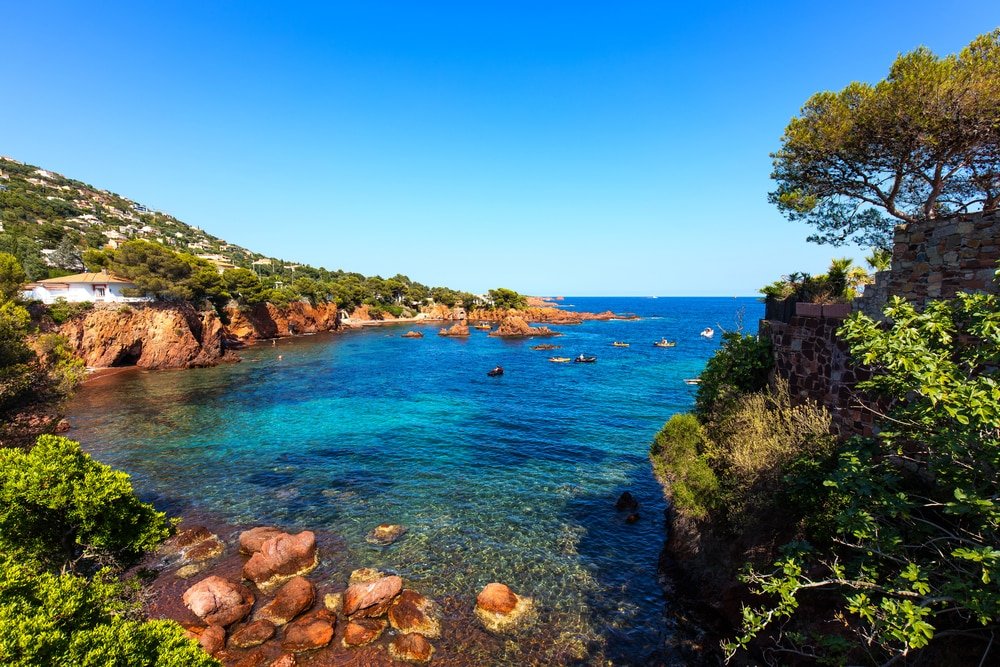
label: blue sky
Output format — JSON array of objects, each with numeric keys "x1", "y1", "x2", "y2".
[{"x1": 2, "y1": 2, "x2": 997, "y2": 295}]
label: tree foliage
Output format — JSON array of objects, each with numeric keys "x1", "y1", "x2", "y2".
[
  {"x1": 729, "y1": 293, "x2": 1000, "y2": 664},
  {"x1": 488, "y1": 287, "x2": 528, "y2": 310},
  {"x1": 771, "y1": 30, "x2": 1000, "y2": 249},
  {"x1": 0, "y1": 435, "x2": 171, "y2": 572},
  {"x1": 695, "y1": 331, "x2": 773, "y2": 418}
]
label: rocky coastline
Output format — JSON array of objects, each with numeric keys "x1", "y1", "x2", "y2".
[
  {"x1": 47, "y1": 299, "x2": 629, "y2": 373},
  {"x1": 146, "y1": 518, "x2": 540, "y2": 666}
]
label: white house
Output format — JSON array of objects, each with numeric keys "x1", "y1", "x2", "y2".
[{"x1": 23, "y1": 271, "x2": 151, "y2": 304}]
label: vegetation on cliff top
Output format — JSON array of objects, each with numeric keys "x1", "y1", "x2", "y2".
[{"x1": 771, "y1": 29, "x2": 1000, "y2": 250}]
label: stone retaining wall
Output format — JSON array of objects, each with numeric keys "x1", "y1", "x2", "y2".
[{"x1": 762, "y1": 305, "x2": 874, "y2": 436}]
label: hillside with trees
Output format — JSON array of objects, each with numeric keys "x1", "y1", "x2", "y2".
[{"x1": 0, "y1": 156, "x2": 490, "y2": 314}]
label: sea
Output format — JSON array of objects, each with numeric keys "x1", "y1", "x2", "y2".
[{"x1": 65, "y1": 296, "x2": 764, "y2": 664}]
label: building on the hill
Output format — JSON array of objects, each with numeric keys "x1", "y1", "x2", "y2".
[{"x1": 22, "y1": 271, "x2": 150, "y2": 304}]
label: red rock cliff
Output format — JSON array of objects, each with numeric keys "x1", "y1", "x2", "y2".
[
  {"x1": 224, "y1": 302, "x2": 340, "y2": 341},
  {"x1": 59, "y1": 302, "x2": 232, "y2": 369}
]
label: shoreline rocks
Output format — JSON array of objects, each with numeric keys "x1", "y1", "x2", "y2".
[
  {"x1": 389, "y1": 633, "x2": 435, "y2": 663},
  {"x1": 281, "y1": 609, "x2": 336, "y2": 653},
  {"x1": 255, "y1": 576, "x2": 315, "y2": 626},
  {"x1": 343, "y1": 574, "x2": 403, "y2": 618},
  {"x1": 182, "y1": 576, "x2": 255, "y2": 627},
  {"x1": 389, "y1": 589, "x2": 441, "y2": 638},
  {"x1": 242, "y1": 530, "x2": 318, "y2": 592},
  {"x1": 474, "y1": 583, "x2": 534, "y2": 633},
  {"x1": 401, "y1": 330, "x2": 424, "y2": 338}
]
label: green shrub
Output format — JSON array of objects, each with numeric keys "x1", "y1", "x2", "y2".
[
  {"x1": 0, "y1": 555, "x2": 217, "y2": 667},
  {"x1": 695, "y1": 331, "x2": 773, "y2": 418},
  {"x1": 35, "y1": 333, "x2": 86, "y2": 395},
  {"x1": 730, "y1": 294, "x2": 1000, "y2": 662},
  {"x1": 0, "y1": 435, "x2": 171, "y2": 571},
  {"x1": 650, "y1": 413, "x2": 719, "y2": 519},
  {"x1": 46, "y1": 298, "x2": 94, "y2": 325}
]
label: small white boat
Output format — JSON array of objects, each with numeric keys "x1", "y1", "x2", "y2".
[
  {"x1": 683, "y1": 378, "x2": 701, "y2": 385},
  {"x1": 700, "y1": 327, "x2": 714, "y2": 338}
]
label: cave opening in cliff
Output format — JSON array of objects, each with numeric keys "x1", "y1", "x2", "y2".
[{"x1": 112, "y1": 342, "x2": 143, "y2": 367}]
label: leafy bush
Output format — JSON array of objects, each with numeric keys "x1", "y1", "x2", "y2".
[
  {"x1": 651, "y1": 414, "x2": 719, "y2": 519},
  {"x1": 34, "y1": 333, "x2": 86, "y2": 395},
  {"x1": 729, "y1": 294, "x2": 1000, "y2": 663},
  {"x1": 46, "y1": 298, "x2": 94, "y2": 325},
  {"x1": 695, "y1": 331, "x2": 773, "y2": 418},
  {"x1": 0, "y1": 555, "x2": 216, "y2": 667},
  {"x1": 0, "y1": 435, "x2": 171, "y2": 571}
]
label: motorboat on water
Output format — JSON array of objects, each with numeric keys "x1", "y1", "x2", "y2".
[
  {"x1": 532, "y1": 343, "x2": 560, "y2": 350},
  {"x1": 683, "y1": 378, "x2": 701, "y2": 385},
  {"x1": 487, "y1": 365, "x2": 504, "y2": 377},
  {"x1": 700, "y1": 327, "x2": 715, "y2": 338},
  {"x1": 653, "y1": 338, "x2": 676, "y2": 348},
  {"x1": 549, "y1": 356, "x2": 571, "y2": 363},
  {"x1": 475, "y1": 323, "x2": 493, "y2": 330},
  {"x1": 574, "y1": 354, "x2": 597, "y2": 363},
  {"x1": 612, "y1": 341, "x2": 630, "y2": 347}
]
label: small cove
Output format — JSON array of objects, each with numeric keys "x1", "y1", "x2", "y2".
[{"x1": 66, "y1": 296, "x2": 763, "y2": 664}]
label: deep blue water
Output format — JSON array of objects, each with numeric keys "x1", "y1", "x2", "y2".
[{"x1": 67, "y1": 296, "x2": 762, "y2": 663}]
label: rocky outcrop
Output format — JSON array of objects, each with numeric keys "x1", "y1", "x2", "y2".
[
  {"x1": 229, "y1": 619, "x2": 276, "y2": 648},
  {"x1": 59, "y1": 302, "x2": 233, "y2": 369},
  {"x1": 401, "y1": 330, "x2": 424, "y2": 338},
  {"x1": 389, "y1": 590, "x2": 441, "y2": 638},
  {"x1": 242, "y1": 530, "x2": 318, "y2": 591},
  {"x1": 225, "y1": 301, "x2": 339, "y2": 341},
  {"x1": 489, "y1": 316, "x2": 558, "y2": 338},
  {"x1": 389, "y1": 633, "x2": 435, "y2": 663},
  {"x1": 343, "y1": 574, "x2": 403, "y2": 618},
  {"x1": 438, "y1": 322, "x2": 470, "y2": 337},
  {"x1": 182, "y1": 576, "x2": 255, "y2": 627},
  {"x1": 281, "y1": 609, "x2": 336, "y2": 653},
  {"x1": 469, "y1": 306, "x2": 617, "y2": 325},
  {"x1": 255, "y1": 576, "x2": 315, "y2": 626},
  {"x1": 474, "y1": 583, "x2": 534, "y2": 633},
  {"x1": 342, "y1": 617, "x2": 388, "y2": 647}
]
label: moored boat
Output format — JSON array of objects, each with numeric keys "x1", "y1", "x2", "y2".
[
  {"x1": 612, "y1": 341, "x2": 630, "y2": 347},
  {"x1": 683, "y1": 378, "x2": 701, "y2": 385},
  {"x1": 574, "y1": 354, "x2": 597, "y2": 363},
  {"x1": 487, "y1": 365, "x2": 504, "y2": 377},
  {"x1": 700, "y1": 327, "x2": 714, "y2": 338},
  {"x1": 653, "y1": 338, "x2": 676, "y2": 348},
  {"x1": 549, "y1": 356, "x2": 571, "y2": 363}
]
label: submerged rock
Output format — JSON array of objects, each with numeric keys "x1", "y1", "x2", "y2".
[
  {"x1": 281, "y1": 609, "x2": 336, "y2": 653},
  {"x1": 474, "y1": 583, "x2": 534, "y2": 634},
  {"x1": 198, "y1": 624, "x2": 226, "y2": 655},
  {"x1": 242, "y1": 531, "x2": 318, "y2": 591},
  {"x1": 323, "y1": 592, "x2": 343, "y2": 614},
  {"x1": 255, "y1": 576, "x2": 315, "y2": 626},
  {"x1": 348, "y1": 567, "x2": 388, "y2": 586},
  {"x1": 626, "y1": 512, "x2": 640, "y2": 523},
  {"x1": 342, "y1": 617, "x2": 388, "y2": 647},
  {"x1": 388, "y1": 632, "x2": 434, "y2": 663},
  {"x1": 615, "y1": 491, "x2": 639, "y2": 512},
  {"x1": 182, "y1": 576, "x2": 255, "y2": 627},
  {"x1": 343, "y1": 574, "x2": 403, "y2": 618},
  {"x1": 186, "y1": 535, "x2": 225, "y2": 562},
  {"x1": 229, "y1": 619, "x2": 276, "y2": 648},
  {"x1": 365, "y1": 523, "x2": 407, "y2": 546},
  {"x1": 388, "y1": 589, "x2": 441, "y2": 638}
]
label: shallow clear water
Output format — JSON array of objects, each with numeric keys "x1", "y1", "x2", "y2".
[{"x1": 67, "y1": 296, "x2": 762, "y2": 664}]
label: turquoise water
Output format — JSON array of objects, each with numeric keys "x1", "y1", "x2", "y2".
[{"x1": 67, "y1": 297, "x2": 762, "y2": 664}]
